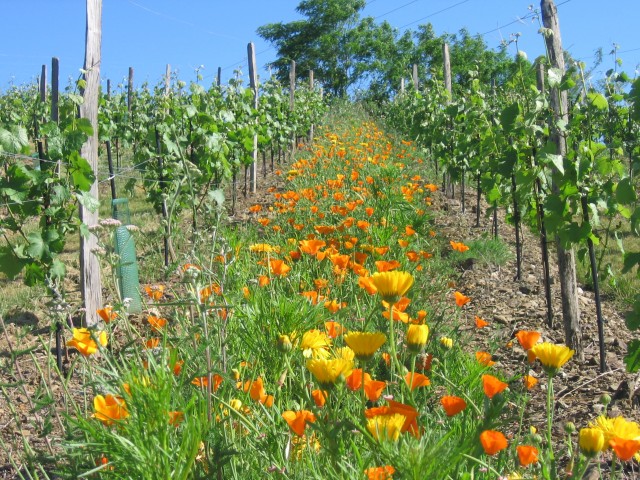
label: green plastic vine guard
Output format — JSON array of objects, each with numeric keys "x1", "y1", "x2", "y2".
[{"x1": 111, "y1": 198, "x2": 142, "y2": 313}]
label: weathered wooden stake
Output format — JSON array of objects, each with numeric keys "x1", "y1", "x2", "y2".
[
  {"x1": 541, "y1": 0, "x2": 582, "y2": 355},
  {"x1": 127, "y1": 66, "x2": 134, "y2": 112},
  {"x1": 165, "y1": 64, "x2": 171, "y2": 95},
  {"x1": 412, "y1": 64, "x2": 418, "y2": 90},
  {"x1": 247, "y1": 42, "x2": 258, "y2": 194},
  {"x1": 309, "y1": 70, "x2": 315, "y2": 144},
  {"x1": 79, "y1": 0, "x2": 103, "y2": 327}
]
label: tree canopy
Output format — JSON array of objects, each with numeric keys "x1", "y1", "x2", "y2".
[{"x1": 257, "y1": 0, "x2": 516, "y2": 101}]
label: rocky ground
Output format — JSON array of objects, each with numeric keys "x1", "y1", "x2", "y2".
[{"x1": 435, "y1": 189, "x2": 639, "y2": 479}]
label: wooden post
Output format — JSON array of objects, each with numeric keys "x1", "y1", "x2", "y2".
[
  {"x1": 289, "y1": 60, "x2": 296, "y2": 110},
  {"x1": 51, "y1": 58, "x2": 59, "y2": 124},
  {"x1": 36, "y1": 65, "x2": 47, "y2": 163},
  {"x1": 216, "y1": 66, "x2": 222, "y2": 87},
  {"x1": 400, "y1": 77, "x2": 405, "y2": 95},
  {"x1": 309, "y1": 69, "x2": 315, "y2": 144},
  {"x1": 165, "y1": 64, "x2": 171, "y2": 95},
  {"x1": 79, "y1": 0, "x2": 103, "y2": 327},
  {"x1": 443, "y1": 43, "x2": 452, "y2": 99},
  {"x1": 289, "y1": 60, "x2": 296, "y2": 158},
  {"x1": 412, "y1": 64, "x2": 418, "y2": 90},
  {"x1": 541, "y1": 0, "x2": 582, "y2": 355},
  {"x1": 51, "y1": 58, "x2": 60, "y2": 174},
  {"x1": 39, "y1": 65, "x2": 46, "y2": 101},
  {"x1": 127, "y1": 66, "x2": 134, "y2": 112},
  {"x1": 442, "y1": 43, "x2": 453, "y2": 198},
  {"x1": 247, "y1": 42, "x2": 258, "y2": 194},
  {"x1": 107, "y1": 78, "x2": 111, "y2": 97}
]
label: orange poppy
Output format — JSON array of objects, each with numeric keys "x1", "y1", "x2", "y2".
[
  {"x1": 191, "y1": 374, "x2": 223, "y2": 392},
  {"x1": 516, "y1": 445, "x2": 539, "y2": 466},
  {"x1": 147, "y1": 315, "x2": 167, "y2": 332},
  {"x1": 311, "y1": 389, "x2": 327, "y2": 407},
  {"x1": 523, "y1": 375, "x2": 538, "y2": 390},
  {"x1": 404, "y1": 372, "x2": 431, "y2": 390},
  {"x1": 171, "y1": 360, "x2": 184, "y2": 376},
  {"x1": 480, "y1": 430, "x2": 508, "y2": 455},
  {"x1": 364, "y1": 465, "x2": 395, "y2": 480},
  {"x1": 358, "y1": 276, "x2": 378, "y2": 295},
  {"x1": 356, "y1": 220, "x2": 370, "y2": 231},
  {"x1": 406, "y1": 251, "x2": 420, "y2": 262},
  {"x1": 258, "y1": 275, "x2": 270, "y2": 287},
  {"x1": 282, "y1": 410, "x2": 316, "y2": 436},
  {"x1": 168, "y1": 411, "x2": 184, "y2": 427},
  {"x1": 450, "y1": 241, "x2": 469, "y2": 253},
  {"x1": 515, "y1": 330, "x2": 541, "y2": 351},
  {"x1": 482, "y1": 374, "x2": 508, "y2": 399},
  {"x1": 324, "y1": 299, "x2": 345, "y2": 313},
  {"x1": 440, "y1": 395, "x2": 467, "y2": 417},
  {"x1": 365, "y1": 207, "x2": 374, "y2": 216},
  {"x1": 453, "y1": 291, "x2": 471, "y2": 307},
  {"x1": 269, "y1": 259, "x2": 291, "y2": 276},
  {"x1": 299, "y1": 239, "x2": 326, "y2": 255},
  {"x1": 325, "y1": 321, "x2": 345, "y2": 338},
  {"x1": 405, "y1": 226, "x2": 416, "y2": 236},
  {"x1": 476, "y1": 351, "x2": 496, "y2": 367},
  {"x1": 200, "y1": 283, "x2": 222, "y2": 303},
  {"x1": 364, "y1": 380, "x2": 386, "y2": 402},
  {"x1": 474, "y1": 316, "x2": 489, "y2": 328},
  {"x1": 300, "y1": 290, "x2": 320, "y2": 305},
  {"x1": 144, "y1": 338, "x2": 160, "y2": 349},
  {"x1": 314, "y1": 225, "x2": 336, "y2": 235},
  {"x1": 346, "y1": 369, "x2": 371, "y2": 391},
  {"x1": 144, "y1": 284, "x2": 165, "y2": 301},
  {"x1": 375, "y1": 260, "x2": 401, "y2": 272},
  {"x1": 97, "y1": 305, "x2": 117, "y2": 323},
  {"x1": 609, "y1": 438, "x2": 640, "y2": 461}
]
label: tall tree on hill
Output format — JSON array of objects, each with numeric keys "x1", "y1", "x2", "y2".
[{"x1": 257, "y1": 0, "x2": 366, "y2": 97}]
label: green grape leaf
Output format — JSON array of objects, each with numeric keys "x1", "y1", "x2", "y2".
[
  {"x1": 587, "y1": 92, "x2": 608, "y2": 111},
  {"x1": 26, "y1": 231, "x2": 46, "y2": 260},
  {"x1": 624, "y1": 340, "x2": 640, "y2": 372},
  {"x1": 615, "y1": 177, "x2": 637, "y2": 204},
  {"x1": 500, "y1": 103, "x2": 520, "y2": 134},
  {"x1": 76, "y1": 191, "x2": 100, "y2": 212},
  {"x1": 622, "y1": 252, "x2": 640, "y2": 274},
  {"x1": 50, "y1": 258, "x2": 66, "y2": 280},
  {"x1": 76, "y1": 118, "x2": 94, "y2": 137},
  {"x1": 539, "y1": 151, "x2": 564, "y2": 175},
  {"x1": 68, "y1": 151, "x2": 95, "y2": 192},
  {"x1": 0, "y1": 246, "x2": 27, "y2": 279}
]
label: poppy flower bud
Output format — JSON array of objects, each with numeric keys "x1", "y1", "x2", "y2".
[{"x1": 277, "y1": 334, "x2": 293, "y2": 353}]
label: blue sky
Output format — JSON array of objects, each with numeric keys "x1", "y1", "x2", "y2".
[{"x1": 0, "y1": 0, "x2": 638, "y2": 91}]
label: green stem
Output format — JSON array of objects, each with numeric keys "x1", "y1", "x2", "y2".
[{"x1": 547, "y1": 375, "x2": 557, "y2": 479}]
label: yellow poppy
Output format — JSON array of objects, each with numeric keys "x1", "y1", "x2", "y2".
[
  {"x1": 306, "y1": 358, "x2": 353, "y2": 388},
  {"x1": 370, "y1": 271, "x2": 414, "y2": 303},
  {"x1": 530, "y1": 342, "x2": 574, "y2": 376},
  {"x1": 343, "y1": 331, "x2": 386, "y2": 362},
  {"x1": 366, "y1": 413, "x2": 406, "y2": 442},
  {"x1": 406, "y1": 324, "x2": 429, "y2": 352}
]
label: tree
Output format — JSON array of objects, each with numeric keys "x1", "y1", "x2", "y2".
[{"x1": 257, "y1": 0, "x2": 366, "y2": 97}]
